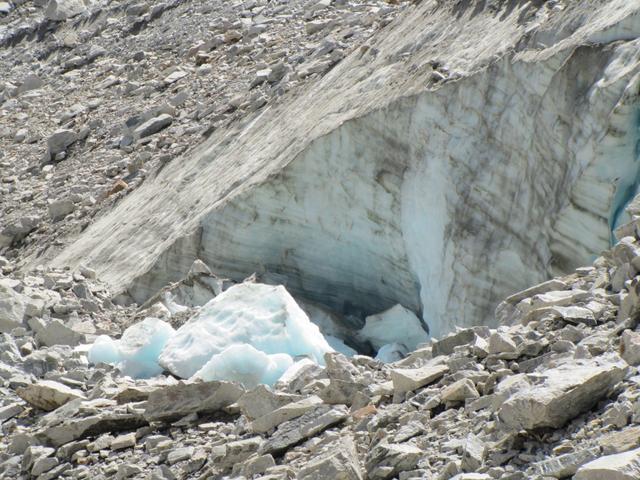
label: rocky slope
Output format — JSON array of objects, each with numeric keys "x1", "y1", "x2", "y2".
[{"x1": 4, "y1": 208, "x2": 640, "y2": 479}]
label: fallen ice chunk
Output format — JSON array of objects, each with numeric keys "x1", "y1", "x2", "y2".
[
  {"x1": 88, "y1": 318, "x2": 175, "y2": 378},
  {"x1": 194, "y1": 344, "x2": 293, "y2": 388},
  {"x1": 158, "y1": 283, "x2": 334, "y2": 380},
  {"x1": 358, "y1": 304, "x2": 429, "y2": 352},
  {"x1": 88, "y1": 335, "x2": 120, "y2": 365},
  {"x1": 375, "y1": 342, "x2": 407, "y2": 363}
]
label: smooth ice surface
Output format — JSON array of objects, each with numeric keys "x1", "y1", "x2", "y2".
[
  {"x1": 326, "y1": 335, "x2": 357, "y2": 357},
  {"x1": 88, "y1": 318, "x2": 175, "y2": 378},
  {"x1": 358, "y1": 304, "x2": 429, "y2": 352},
  {"x1": 158, "y1": 283, "x2": 334, "y2": 380},
  {"x1": 194, "y1": 344, "x2": 293, "y2": 388}
]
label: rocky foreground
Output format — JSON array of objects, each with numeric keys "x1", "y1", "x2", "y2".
[{"x1": 3, "y1": 207, "x2": 640, "y2": 479}]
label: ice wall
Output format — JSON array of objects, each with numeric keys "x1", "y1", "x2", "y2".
[{"x1": 51, "y1": 1, "x2": 640, "y2": 340}]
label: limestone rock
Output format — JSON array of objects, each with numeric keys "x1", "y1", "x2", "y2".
[
  {"x1": 432, "y1": 329, "x2": 477, "y2": 357},
  {"x1": 298, "y1": 436, "x2": 363, "y2": 480},
  {"x1": 250, "y1": 395, "x2": 323, "y2": 434},
  {"x1": 134, "y1": 114, "x2": 173, "y2": 139},
  {"x1": 215, "y1": 437, "x2": 263, "y2": 470},
  {"x1": 599, "y1": 426, "x2": 640, "y2": 455},
  {"x1": 574, "y1": 447, "x2": 640, "y2": 480},
  {"x1": 17, "y1": 380, "x2": 86, "y2": 411},
  {"x1": 44, "y1": 0, "x2": 87, "y2": 21},
  {"x1": 391, "y1": 363, "x2": 448, "y2": 394},
  {"x1": 0, "y1": 282, "x2": 26, "y2": 333},
  {"x1": 46, "y1": 129, "x2": 77, "y2": 161},
  {"x1": 487, "y1": 332, "x2": 517, "y2": 354},
  {"x1": 143, "y1": 381, "x2": 244, "y2": 422},
  {"x1": 237, "y1": 385, "x2": 302, "y2": 420},
  {"x1": 111, "y1": 432, "x2": 136, "y2": 450},
  {"x1": 461, "y1": 434, "x2": 486, "y2": 472},
  {"x1": 365, "y1": 442, "x2": 422, "y2": 480},
  {"x1": 167, "y1": 446, "x2": 194, "y2": 465},
  {"x1": 620, "y1": 330, "x2": 640, "y2": 365},
  {"x1": 533, "y1": 447, "x2": 601, "y2": 478},
  {"x1": 260, "y1": 405, "x2": 348, "y2": 455},
  {"x1": 441, "y1": 379, "x2": 479, "y2": 403},
  {"x1": 48, "y1": 199, "x2": 76, "y2": 222},
  {"x1": 499, "y1": 358, "x2": 627, "y2": 430}
]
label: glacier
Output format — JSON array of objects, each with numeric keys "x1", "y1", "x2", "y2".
[{"x1": 51, "y1": 1, "x2": 640, "y2": 341}]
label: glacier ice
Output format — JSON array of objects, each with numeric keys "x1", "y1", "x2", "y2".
[
  {"x1": 358, "y1": 304, "x2": 429, "y2": 352},
  {"x1": 53, "y1": 2, "x2": 640, "y2": 340},
  {"x1": 375, "y1": 343, "x2": 407, "y2": 363},
  {"x1": 88, "y1": 318, "x2": 175, "y2": 379},
  {"x1": 158, "y1": 283, "x2": 334, "y2": 382},
  {"x1": 193, "y1": 344, "x2": 293, "y2": 388},
  {"x1": 325, "y1": 335, "x2": 357, "y2": 357}
]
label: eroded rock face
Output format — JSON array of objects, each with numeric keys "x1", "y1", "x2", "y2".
[{"x1": 51, "y1": 1, "x2": 640, "y2": 338}]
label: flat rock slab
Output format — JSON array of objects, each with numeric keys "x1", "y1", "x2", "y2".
[
  {"x1": 144, "y1": 380, "x2": 244, "y2": 423},
  {"x1": 298, "y1": 436, "x2": 363, "y2": 480},
  {"x1": 533, "y1": 447, "x2": 601, "y2": 478},
  {"x1": 134, "y1": 114, "x2": 173, "y2": 139},
  {"x1": 250, "y1": 395, "x2": 323, "y2": 434},
  {"x1": 260, "y1": 405, "x2": 348, "y2": 455},
  {"x1": 391, "y1": 363, "x2": 449, "y2": 394},
  {"x1": 17, "y1": 380, "x2": 85, "y2": 411},
  {"x1": 574, "y1": 446, "x2": 640, "y2": 479},
  {"x1": 498, "y1": 357, "x2": 627, "y2": 430},
  {"x1": 41, "y1": 411, "x2": 147, "y2": 447},
  {"x1": 599, "y1": 426, "x2": 640, "y2": 455}
]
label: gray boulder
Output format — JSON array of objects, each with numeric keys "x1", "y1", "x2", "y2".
[{"x1": 499, "y1": 357, "x2": 627, "y2": 430}]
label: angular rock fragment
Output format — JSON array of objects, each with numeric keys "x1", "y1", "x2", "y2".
[
  {"x1": 487, "y1": 332, "x2": 517, "y2": 354},
  {"x1": 237, "y1": 384, "x2": 302, "y2": 420},
  {"x1": 599, "y1": 426, "x2": 640, "y2": 455},
  {"x1": 111, "y1": 432, "x2": 136, "y2": 450},
  {"x1": 17, "y1": 380, "x2": 85, "y2": 411},
  {"x1": 461, "y1": 434, "x2": 486, "y2": 471},
  {"x1": 45, "y1": 0, "x2": 86, "y2": 21},
  {"x1": 143, "y1": 380, "x2": 244, "y2": 422},
  {"x1": 46, "y1": 129, "x2": 77, "y2": 161},
  {"x1": 533, "y1": 447, "x2": 601, "y2": 478},
  {"x1": 48, "y1": 199, "x2": 76, "y2": 222},
  {"x1": 167, "y1": 446, "x2": 194, "y2": 465},
  {"x1": 250, "y1": 395, "x2": 323, "y2": 434},
  {"x1": 214, "y1": 437, "x2": 263, "y2": 470},
  {"x1": 298, "y1": 436, "x2": 363, "y2": 480},
  {"x1": 0, "y1": 282, "x2": 26, "y2": 333},
  {"x1": 432, "y1": 329, "x2": 477, "y2": 357},
  {"x1": 365, "y1": 442, "x2": 422, "y2": 480},
  {"x1": 499, "y1": 358, "x2": 627, "y2": 430},
  {"x1": 134, "y1": 114, "x2": 173, "y2": 139},
  {"x1": 574, "y1": 446, "x2": 640, "y2": 480},
  {"x1": 620, "y1": 330, "x2": 640, "y2": 365},
  {"x1": 391, "y1": 362, "x2": 448, "y2": 394},
  {"x1": 260, "y1": 405, "x2": 348, "y2": 455},
  {"x1": 441, "y1": 379, "x2": 479, "y2": 403}
]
